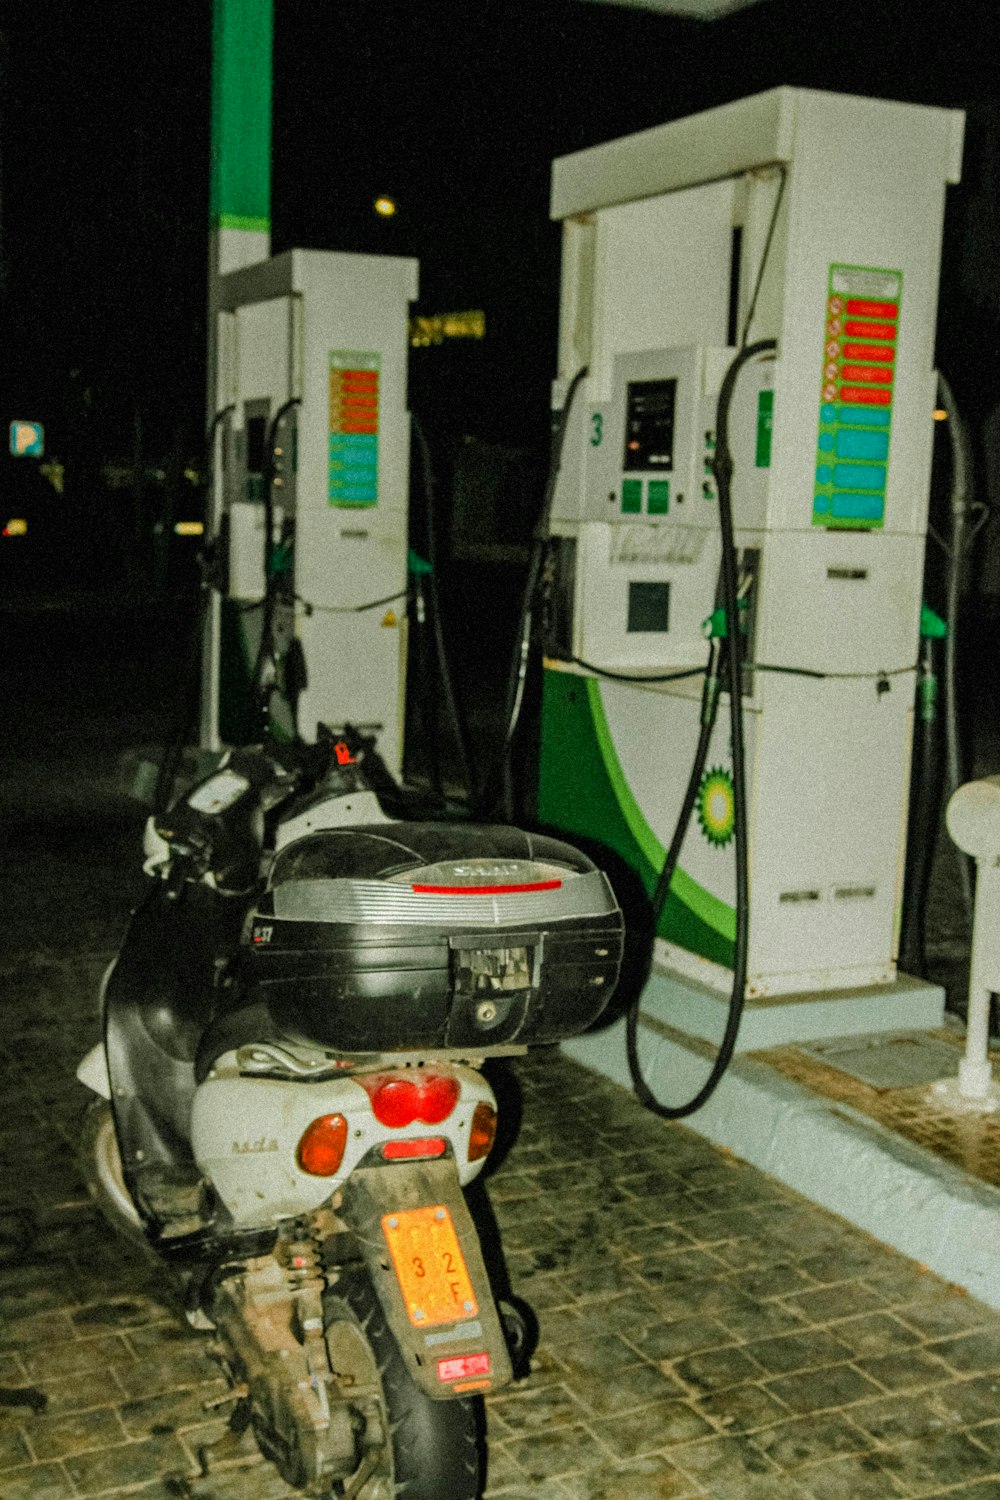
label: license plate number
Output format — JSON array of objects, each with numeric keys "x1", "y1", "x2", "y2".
[{"x1": 381, "y1": 1206, "x2": 479, "y2": 1328}]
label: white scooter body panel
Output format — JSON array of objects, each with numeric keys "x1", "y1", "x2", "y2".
[
  {"x1": 77, "y1": 1042, "x2": 112, "y2": 1100},
  {"x1": 191, "y1": 1055, "x2": 496, "y2": 1227}
]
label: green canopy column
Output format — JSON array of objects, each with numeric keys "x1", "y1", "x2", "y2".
[{"x1": 202, "y1": 0, "x2": 273, "y2": 748}]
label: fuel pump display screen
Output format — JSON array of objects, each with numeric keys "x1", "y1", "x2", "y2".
[{"x1": 623, "y1": 380, "x2": 676, "y2": 472}]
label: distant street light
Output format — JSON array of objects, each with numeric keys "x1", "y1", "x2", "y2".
[{"x1": 373, "y1": 196, "x2": 397, "y2": 217}]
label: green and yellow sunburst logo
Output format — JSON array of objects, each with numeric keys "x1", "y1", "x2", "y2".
[{"x1": 697, "y1": 767, "x2": 735, "y2": 848}]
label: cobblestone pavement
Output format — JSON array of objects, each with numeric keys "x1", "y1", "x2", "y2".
[{"x1": 5, "y1": 621, "x2": 1000, "y2": 1499}]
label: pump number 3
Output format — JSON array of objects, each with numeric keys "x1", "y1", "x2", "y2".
[{"x1": 590, "y1": 412, "x2": 603, "y2": 447}]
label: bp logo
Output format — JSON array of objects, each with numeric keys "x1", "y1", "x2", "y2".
[{"x1": 697, "y1": 767, "x2": 735, "y2": 848}]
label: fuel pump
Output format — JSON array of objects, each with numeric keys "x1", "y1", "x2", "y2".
[
  {"x1": 201, "y1": 250, "x2": 418, "y2": 772},
  {"x1": 536, "y1": 87, "x2": 966, "y2": 1105}
]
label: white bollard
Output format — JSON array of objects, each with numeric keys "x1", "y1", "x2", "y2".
[{"x1": 941, "y1": 778, "x2": 1000, "y2": 1105}]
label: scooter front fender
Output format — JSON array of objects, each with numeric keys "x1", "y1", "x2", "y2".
[{"x1": 338, "y1": 1158, "x2": 513, "y2": 1401}]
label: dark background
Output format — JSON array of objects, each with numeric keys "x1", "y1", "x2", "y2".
[{"x1": 0, "y1": 0, "x2": 997, "y2": 525}]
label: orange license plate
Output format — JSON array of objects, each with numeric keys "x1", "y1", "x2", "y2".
[{"x1": 381, "y1": 1206, "x2": 479, "y2": 1328}]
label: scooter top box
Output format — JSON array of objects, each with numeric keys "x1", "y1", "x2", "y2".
[{"x1": 240, "y1": 823, "x2": 624, "y2": 1054}]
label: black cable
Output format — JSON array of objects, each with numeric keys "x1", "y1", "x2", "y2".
[
  {"x1": 411, "y1": 415, "x2": 475, "y2": 802},
  {"x1": 566, "y1": 654, "x2": 708, "y2": 686},
  {"x1": 749, "y1": 660, "x2": 917, "y2": 682},
  {"x1": 479, "y1": 365, "x2": 590, "y2": 818},
  {"x1": 295, "y1": 589, "x2": 408, "y2": 616},
  {"x1": 626, "y1": 339, "x2": 776, "y2": 1120}
]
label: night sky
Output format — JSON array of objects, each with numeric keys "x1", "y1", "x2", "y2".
[{"x1": 0, "y1": 0, "x2": 998, "y2": 543}]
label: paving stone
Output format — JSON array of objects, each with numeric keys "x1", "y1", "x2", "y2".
[
  {"x1": 686, "y1": 1207, "x2": 761, "y2": 1246},
  {"x1": 881, "y1": 1431, "x2": 1000, "y2": 1494},
  {"x1": 740, "y1": 1329, "x2": 854, "y2": 1375},
  {"x1": 557, "y1": 1334, "x2": 656, "y2": 1382},
  {"x1": 782, "y1": 1280, "x2": 891, "y2": 1324},
  {"x1": 488, "y1": 1484, "x2": 568, "y2": 1499},
  {"x1": 565, "y1": 1361, "x2": 688, "y2": 1417},
  {"x1": 62, "y1": 1432, "x2": 191, "y2": 1495},
  {"x1": 70, "y1": 1296, "x2": 166, "y2": 1332},
  {"x1": 853, "y1": 1390, "x2": 959, "y2": 1443},
  {"x1": 725, "y1": 1262, "x2": 817, "y2": 1301},
  {"x1": 933, "y1": 1332, "x2": 1000, "y2": 1375},
  {"x1": 570, "y1": 1289, "x2": 666, "y2": 1340},
  {"x1": 764, "y1": 1363, "x2": 885, "y2": 1414},
  {"x1": 114, "y1": 1350, "x2": 222, "y2": 1399},
  {"x1": 796, "y1": 1448, "x2": 912, "y2": 1499},
  {"x1": 554, "y1": 1452, "x2": 702, "y2": 1498},
  {"x1": 968, "y1": 1420, "x2": 1000, "y2": 1454},
  {"x1": 616, "y1": 1223, "x2": 701, "y2": 1260},
  {"x1": 670, "y1": 1432, "x2": 782, "y2": 1495},
  {"x1": 919, "y1": 1485, "x2": 1000, "y2": 1500},
  {"x1": 0, "y1": 1423, "x2": 33, "y2": 1470},
  {"x1": 695, "y1": 1381, "x2": 792, "y2": 1435},
  {"x1": 750, "y1": 1410, "x2": 874, "y2": 1470},
  {"x1": 632, "y1": 1247, "x2": 732, "y2": 1289},
  {"x1": 588, "y1": 1397, "x2": 714, "y2": 1457},
  {"x1": 897, "y1": 1294, "x2": 998, "y2": 1340},
  {"x1": 674, "y1": 1344, "x2": 767, "y2": 1395},
  {"x1": 6, "y1": 1371, "x2": 127, "y2": 1416},
  {"x1": 0, "y1": 1460, "x2": 76, "y2": 1499},
  {"x1": 627, "y1": 1314, "x2": 739, "y2": 1363},
  {"x1": 483, "y1": 1438, "x2": 529, "y2": 1493},
  {"x1": 797, "y1": 1243, "x2": 909, "y2": 1286},
  {"x1": 117, "y1": 1382, "x2": 232, "y2": 1438},
  {"x1": 503, "y1": 1422, "x2": 611, "y2": 1482},
  {"x1": 487, "y1": 1381, "x2": 587, "y2": 1435},
  {"x1": 711, "y1": 1295, "x2": 807, "y2": 1341},
  {"x1": 23, "y1": 1405, "x2": 127, "y2": 1461},
  {"x1": 0, "y1": 1311, "x2": 79, "y2": 1351},
  {"x1": 0, "y1": 1351, "x2": 27, "y2": 1382},
  {"x1": 855, "y1": 1347, "x2": 954, "y2": 1392},
  {"x1": 536, "y1": 1305, "x2": 587, "y2": 1343},
  {"x1": 828, "y1": 1311, "x2": 926, "y2": 1359},
  {"x1": 22, "y1": 1332, "x2": 136, "y2": 1382}
]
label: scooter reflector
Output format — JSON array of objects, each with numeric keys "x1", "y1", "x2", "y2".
[{"x1": 381, "y1": 1205, "x2": 478, "y2": 1328}]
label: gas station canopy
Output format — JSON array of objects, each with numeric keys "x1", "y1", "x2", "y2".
[{"x1": 581, "y1": 0, "x2": 769, "y2": 18}]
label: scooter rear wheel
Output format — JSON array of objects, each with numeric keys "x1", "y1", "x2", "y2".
[{"x1": 324, "y1": 1266, "x2": 480, "y2": 1500}]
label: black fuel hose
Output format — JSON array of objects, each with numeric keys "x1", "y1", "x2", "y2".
[
  {"x1": 626, "y1": 339, "x2": 775, "y2": 1120},
  {"x1": 478, "y1": 365, "x2": 590, "y2": 819},
  {"x1": 249, "y1": 397, "x2": 301, "y2": 732},
  {"x1": 412, "y1": 416, "x2": 475, "y2": 804},
  {"x1": 152, "y1": 404, "x2": 235, "y2": 812}
]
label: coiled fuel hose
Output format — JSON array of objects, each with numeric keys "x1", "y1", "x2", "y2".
[{"x1": 626, "y1": 339, "x2": 776, "y2": 1120}]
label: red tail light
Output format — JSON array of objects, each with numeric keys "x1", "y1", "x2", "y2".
[
  {"x1": 382, "y1": 1138, "x2": 446, "y2": 1160},
  {"x1": 360, "y1": 1071, "x2": 460, "y2": 1128},
  {"x1": 296, "y1": 1114, "x2": 348, "y2": 1176}
]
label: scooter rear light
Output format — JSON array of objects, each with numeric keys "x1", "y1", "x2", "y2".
[
  {"x1": 296, "y1": 1114, "x2": 348, "y2": 1176},
  {"x1": 468, "y1": 1102, "x2": 498, "y2": 1163},
  {"x1": 382, "y1": 1138, "x2": 447, "y2": 1160},
  {"x1": 362, "y1": 1072, "x2": 460, "y2": 1128},
  {"x1": 417, "y1": 1073, "x2": 461, "y2": 1123}
]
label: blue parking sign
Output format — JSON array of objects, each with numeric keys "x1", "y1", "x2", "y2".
[{"x1": 10, "y1": 421, "x2": 44, "y2": 458}]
